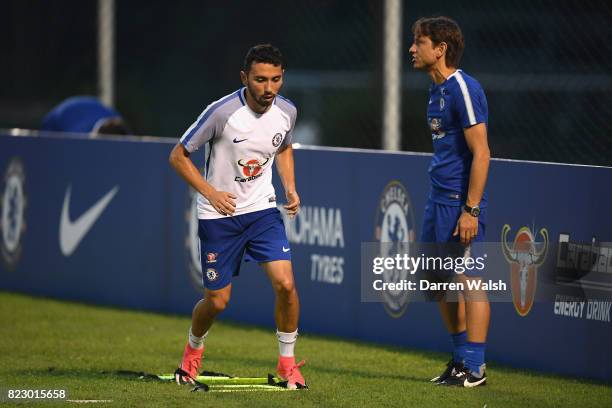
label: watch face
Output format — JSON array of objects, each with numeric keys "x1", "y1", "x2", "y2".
[{"x1": 471, "y1": 207, "x2": 481, "y2": 217}]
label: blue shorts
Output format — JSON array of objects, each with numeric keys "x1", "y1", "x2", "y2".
[
  {"x1": 199, "y1": 208, "x2": 291, "y2": 290},
  {"x1": 420, "y1": 199, "x2": 487, "y2": 278},
  {"x1": 421, "y1": 199, "x2": 487, "y2": 243}
]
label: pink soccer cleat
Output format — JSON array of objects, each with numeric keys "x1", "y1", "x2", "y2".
[
  {"x1": 277, "y1": 355, "x2": 307, "y2": 389},
  {"x1": 175, "y1": 343, "x2": 204, "y2": 385}
]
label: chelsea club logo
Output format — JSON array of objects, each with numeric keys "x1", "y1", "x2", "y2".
[
  {"x1": 0, "y1": 157, "x2": 27, "y2": 270},
  {"x1": 374, "y1": 181, "x2": 416, "y2": 318},
  {"x1": 206, "y1": 268, "x2": 219, "y2": 282},
  {"x1": 272, "y1": 133, "x2": 283, "y2": 147}
]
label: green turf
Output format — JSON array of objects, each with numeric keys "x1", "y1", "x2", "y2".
[{"x1": 0, "y1": 292, "x2": 610, "y2": 407}]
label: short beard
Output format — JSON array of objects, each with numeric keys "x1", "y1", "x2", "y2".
[{"x1": 247, "y1": 85, "x2": 273, "y2": 109}]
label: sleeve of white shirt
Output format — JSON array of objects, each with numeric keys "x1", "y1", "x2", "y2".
[
  {"x1": 180, "y1": 90, "x2": 243, "y2": 152},
  {"x1": 179, "y1": 105, "x2": 223, "y2": 153},
  {"x1": 276, "y1": 96, "x2": 298, "y2": 148}
]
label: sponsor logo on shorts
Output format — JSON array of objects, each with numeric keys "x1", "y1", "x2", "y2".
[
  {"x1": 0, "y1": 157, "x2": 27, "y2": 270},
  {"x1": 374, "y1": 181, "x2": 416, "y2": 318},
  {"x1": 235, "y1": 158, "x2": 270, "y2": 182},
  {"x1": 206, "y1": 252, "x2": 218, "y2": 263},
  {"x1": 272, "y1": 133, "x2": 283, "y2": 147},
  {"x1": 501, "y1": 224, "x2": 549, "y2": 317},
  {"x1": 206, "y1": 268, "x2": 219, "y2": 282}
]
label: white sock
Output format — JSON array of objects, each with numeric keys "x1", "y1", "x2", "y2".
[
  {"x1": 276, "y1": 329, "x2": 298, "y2": 357},
  {"x1": 188, "y1": 327, "x2": 207, "y2": 350}
]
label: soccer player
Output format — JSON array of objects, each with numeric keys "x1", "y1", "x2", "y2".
[
  {"x1": 169, "y1": 44, "x2": 306, "y2": 389},
  {"x1": 409, "y1": 17, "x2": 491, "y2": 387}
]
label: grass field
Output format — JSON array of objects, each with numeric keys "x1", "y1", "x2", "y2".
[{"x1": 0, "y1": 292, "x2": 610, "y2": 407}]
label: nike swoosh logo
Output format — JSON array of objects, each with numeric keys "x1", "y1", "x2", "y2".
[
  {"x1": 60, "y1": 185, "x2": 119, "y2": 256},
  {"x1": 282, "y1": 247, "x2": 290, "y2": 253},
  {"x1": 464, "y1": 376, "x2": 486, "y2": 388},
  {"x1": 233, "y1": 138, "x2": 248, "y2": 143}
]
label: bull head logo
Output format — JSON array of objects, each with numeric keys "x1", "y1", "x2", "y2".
[
  {"x1": 501, "y1": 225, "x2": 549, "y2": 317},
  {"x1": 237, "y1": 158, "x2": 270, "y2": 177}
]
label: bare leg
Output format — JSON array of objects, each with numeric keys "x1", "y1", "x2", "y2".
[
  {"x1": 438, "y1": 295, "x2": 466, "y2": 334},
  {"x1": 465, "y1": 292, "x2": 490, "y2": 342},
  {"x1": 262, "y1": 260, "x2": 299, "y2": 332},
  {"x1": 191, "y1": 284, "x2": 232, "y2": 337}
]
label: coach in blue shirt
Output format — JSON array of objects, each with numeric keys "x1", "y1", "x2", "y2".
[{"x1": 409, "y1": 16, "x2": 491, "y2": 388}]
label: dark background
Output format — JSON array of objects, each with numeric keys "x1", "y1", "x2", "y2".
[{"x1": 2, "y1": 0, "x2": 611, "y2": 165}]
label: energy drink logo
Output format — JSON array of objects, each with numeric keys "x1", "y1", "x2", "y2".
[
  {"x1": 501, "y1": 225, "x2": 549, "y2": 317},
  {"x1": 235, "y1": 157, "x2": 270, "y2": 182}
]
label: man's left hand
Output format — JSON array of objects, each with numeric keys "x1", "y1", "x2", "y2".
[
  {"x1": 284, "y1": 191, "x2": 300, "y2": 219},
  {"x1": 453, "y1": 211, "x2": 478, "y2": 245}
]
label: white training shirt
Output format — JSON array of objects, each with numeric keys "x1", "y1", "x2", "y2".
[{"x1": 180, "y1": 88, "x2": 297, "y2": 219}]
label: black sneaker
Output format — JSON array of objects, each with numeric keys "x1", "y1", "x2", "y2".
[
  {"x1": 430, "y1": 359, "x2": 465, "y2": 383},
  {"x1": 441, "y1": 366, "x2": 487, "y2": 388}
]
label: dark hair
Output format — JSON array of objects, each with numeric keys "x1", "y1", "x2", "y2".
[
  {"x1": 243, "y1": 44, "x2": 284, "y2": 72},
  {"x1": 96, "y1": 118, "x2": 130, "y2": 135},
  {"x1": 412, "y1": 16, "x2": 464, "y2": 68}
]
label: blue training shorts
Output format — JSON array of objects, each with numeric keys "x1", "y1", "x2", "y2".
[
  {"x1": 198, "y1": 207, "x2": 291, "y2": 290},
  {"x1": 420, "y1": 198, "x2": 487, "y2": 277}
]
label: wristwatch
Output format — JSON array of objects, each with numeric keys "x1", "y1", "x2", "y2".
[{"x1": 463, "y1": 204, "x2": 480, "y2": 217}]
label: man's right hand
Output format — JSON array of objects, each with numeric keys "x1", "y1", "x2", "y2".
[{"x1": 205, "y1": 190, "x2": 237, "y2": 216}]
